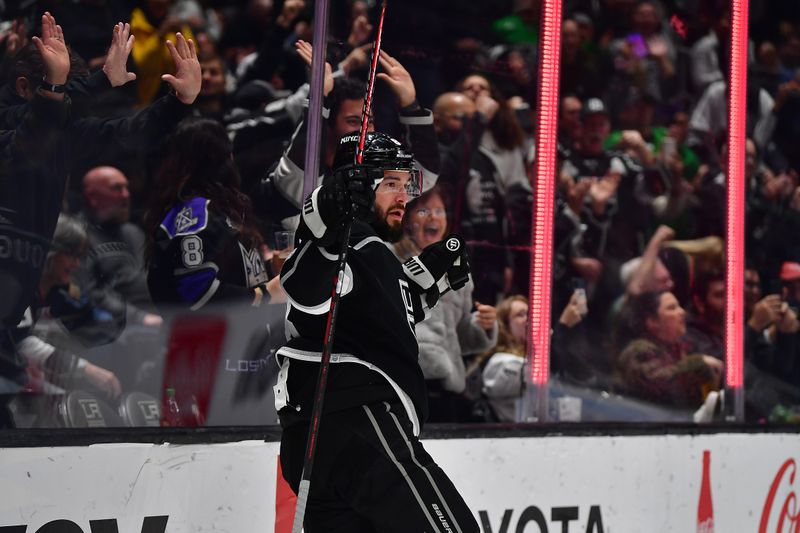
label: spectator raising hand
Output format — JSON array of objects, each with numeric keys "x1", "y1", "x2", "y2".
[
  {"x1": 348, "y1": 15, "x2": 373, "y2": 47},
  {"x1": 475, "y1": 93, "x2": 500, "y2": 121},
  {"x1": 103, "y1": 22, "x2": 137, "y2": 87},
  {"x1": 620, "y1": 129, "x2": 654, "y2": 165},
  {"x1": 748, "y1": 294, "x2": 783, "y2": 332},
  {"x1": 0, "y1": 19, "x2": 27, "y2": 58},
  {"x1": 295, "y1": 40, "x2": 333, "y2": 97},
  {"x1": 776, "y1": 304, "x2": 800, "y2": 335},
  {"x1": 32, "y1": 12, "x2": 70, "y2": 87},
  {"x1": 474, "y1": 301, "x2": 497, "y2": 332},
  {"x1": 589, "y1": 173, "x2": 621, "y2": 215},
  {"x1": 161, "y1": 33, "x2": 201, "y2": 105},
  {"x1": 340, "y1": 43, "x2": 372, "y2": 76},
  {"x1": 559, "y1": 291, "x2": 587, "y2": 328},
  {"x1": 377, "y1": 49, "x2": 417, "y2": 108},
  {"x1": 276, "y1": 0, "x2": 306, "y2": 29}
]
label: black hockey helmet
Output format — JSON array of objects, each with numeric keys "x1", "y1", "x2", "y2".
[{"x1": 332, "y1": 131, "x2": 421, "y2": 197}]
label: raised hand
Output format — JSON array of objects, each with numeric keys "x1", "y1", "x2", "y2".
[
  {"x1": 589, "y1": 173, "x2": 621, "y2": 213},
  {"x1": 620, "y1": 130, "x2": 646, "y2": 150},
  {"x1": 474, "y1": 301, "x2": 497, "y2": 332},
  {"x1": 277, "y1": 0, "x2": 305, "y2": 29},
  {"x1": 340, "y1": 43, "x2": 372, "y2": 76},
  {"x1": 295, "y1": 40, "x2": 333, "y2": 97},
  {"x1": 103, "y1": 22, "x2": 137, "y2": 87},
  {"x1": 652, "y1": 224, "x2": 675, "y2": 246},
  {"x1": 32, "y1": 12, "x2": 70, "y2": 85},
  {"x1": 475, "y1": 93, "x2": 499, "y2": 121},
  {"x1": 348, "y1": 15, "x2": 373, "y2": 47},
  {"x1": 559, "y1": 291, "x2": 585, "y2": 328},
  {"x1": 748, "y1": 294, "x2": 782, "y2": 331},
  {"x1": 0, "y1": 19, "x2": 28, "y2": 57},
  {"x1": 161, "y1": 32, "x2": 201, "y2": 104},
  {"x1": 377, "y1": 50, "x2": 416, "y2": 108},
  {"x1": 648, "y1": 36, "x2": 669, "y2": 59},
  {"x1": 777, "y1": 304, "x2": 800, "y2": 334}
]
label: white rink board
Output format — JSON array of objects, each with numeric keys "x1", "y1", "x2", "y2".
[
  {"x1": 2, "y1": 433, "x2": 799, "y2": 532},
  {"x1": 0, "y1": 440, "x2": 281, "y2": 533},
  {"x1": 426, "y1": 434, "x2": 800, "y2": 533}
]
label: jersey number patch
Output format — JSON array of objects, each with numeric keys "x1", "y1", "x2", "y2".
[{"x1": 181, "y1": 235, "x2": 204, "y2": 267}]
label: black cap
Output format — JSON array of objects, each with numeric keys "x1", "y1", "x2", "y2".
[{"x1": 582, "y1": 98, "x2": 608, "y2": 119}]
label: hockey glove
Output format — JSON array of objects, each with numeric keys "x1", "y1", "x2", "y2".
[
  {"x1": 403, "y1": 234, "x2": 471, "y2": 307},
  {"x1": 317, "y1": 165, "x2": 380, "y2": 228},
  {"x1": 446, "y1": 246, "x2": 471, "y2": 292}
]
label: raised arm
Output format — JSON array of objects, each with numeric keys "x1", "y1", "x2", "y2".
[
  {"x1": 160, "y1": 32, "x2": 202, "y2": 105},
  {"x1": 378, "y1": 50, "x2": 440, "y2": 189},
  {"x1": 71, "y1": 33, "x2": 199, "y2": 154},
  {"x1": 31, "y1": 12, "x2": 70, "y2": 99},
  {"x1": 102, "y1": 22, "x2": 137, "y2": 87},
  {"x1": 267, "y1": 40, "x2": 334, "y2": 210}
]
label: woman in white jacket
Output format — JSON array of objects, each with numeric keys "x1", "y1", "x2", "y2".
[
  {"x1": 481, "y1": 295, "x2": 529, "y2": 422},
  {"x1": 394, "y1": 186, "x2": 498, "y2": 422},
  {"x1": 482, "y1": 292, "x2": 591, "y2": 422}
]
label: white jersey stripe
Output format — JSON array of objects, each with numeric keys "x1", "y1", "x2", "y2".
[
  {"x1": 363, "y1": 405, "x2": 440, "y2": 532},
  {"x1": 385, "y1": 402, "x2": 464, "y2": 533},
  {"x1": 190, "y1": 278, "x2": 220, "y2": 311}
]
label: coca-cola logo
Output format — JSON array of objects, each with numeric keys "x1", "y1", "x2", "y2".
[{"x1": 760, "y1": 459, "x2": 800, "y2": 533}]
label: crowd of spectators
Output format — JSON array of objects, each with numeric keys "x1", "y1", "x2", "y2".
[{"x1": 1, "y1": 0, "x2": 799, "y2": 427}]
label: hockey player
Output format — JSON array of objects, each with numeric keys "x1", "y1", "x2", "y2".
[{"x1": 276, "y1": 131, "x2": 480, "y2": 532}]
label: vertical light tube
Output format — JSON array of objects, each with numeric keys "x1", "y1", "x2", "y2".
[
  {"x1": 302, "y1": 0, "x2": 331, "y2": 201},
  {"x1": 725, "y1": 0, "x2": 748, "y2": 421},
  {"x1": 528, "y1": 0, "x2": 563, "y2": 421}
]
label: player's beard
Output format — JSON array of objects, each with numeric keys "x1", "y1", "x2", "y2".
[{"x1": 371, "y1": 202, "x2": 404, "y2": 243}]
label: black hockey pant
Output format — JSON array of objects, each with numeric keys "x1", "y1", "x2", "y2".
[{"x1": 280, "y1": 401, "x2": 480, "y2": 533}]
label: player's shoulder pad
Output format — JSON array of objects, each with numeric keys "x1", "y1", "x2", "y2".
[{"x1": 159, "y1": 197, "x2": 211, "y2": 239}]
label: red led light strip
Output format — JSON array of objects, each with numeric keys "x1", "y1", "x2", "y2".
[
  {"x1": 725, "y1": 0, "x2": 748, "y2": 419},
  {"x1": 528, "y1": 0, "x2": 563, "y2": 420}
]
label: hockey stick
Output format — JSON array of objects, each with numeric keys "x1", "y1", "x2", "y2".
[{"x1": 290, "y1": 3, "x2": 388, "y2": 532}]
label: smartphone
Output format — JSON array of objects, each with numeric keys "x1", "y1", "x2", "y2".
[
  {"x1": 571, "y1": 278, "x2": 589, "y2": 316},
  {"x1": 627, "y1": 33, "x2": 649, "y2": 58},
  {"x1": 662, "y1": 136, "x2": 678, "y2": 161}
]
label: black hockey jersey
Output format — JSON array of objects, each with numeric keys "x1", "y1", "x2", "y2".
[
  {"x1": 276, "y1": 219, "x2": 432, "y2": 435},
  {"x1": 147, "y1": 196, "x2": 269, "y2": 311}
]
